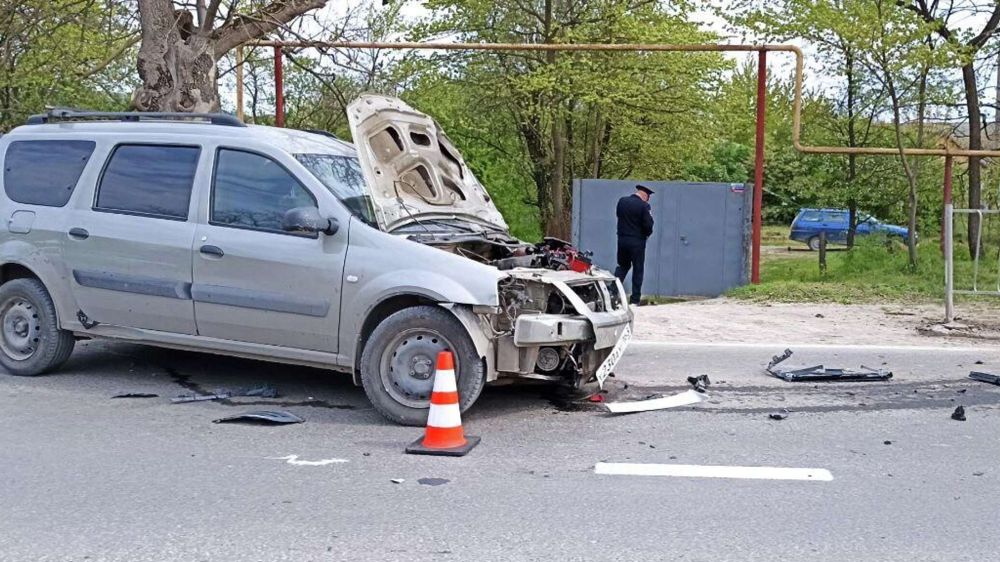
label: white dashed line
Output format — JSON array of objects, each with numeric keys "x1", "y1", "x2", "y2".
[{"x1": 595, "y1": 462, "x2": 833, "y2": 482}]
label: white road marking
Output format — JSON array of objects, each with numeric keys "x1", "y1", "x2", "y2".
[
  {"x1": 631, "y1": 340, "x2": 995, "y2": 353},
  {"x1": 269, "y1": 455, "x2": 349, "y2": 466},
  {"x1": 594, "y1": 462, "x2": 833, "y2": 482}
]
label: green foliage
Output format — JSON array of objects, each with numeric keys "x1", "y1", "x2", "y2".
[{"x1": 0, "y1": 1, "x2": 137, "y2": 130}]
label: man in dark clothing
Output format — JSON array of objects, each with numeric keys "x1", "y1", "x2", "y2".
[{"x1": 615, "y1": 184, "x2": 655, "y2": 305}]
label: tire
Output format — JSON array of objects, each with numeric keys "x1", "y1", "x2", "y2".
[
  {"x1": 807, "y1": 236, "x2": 821, "y2": 251},
  {"x1": 359, "y1": 305, "x2": 485, "y2": 426},
  {"x1": 0, "y1": 278, "x2": 75, "y2": 376}
]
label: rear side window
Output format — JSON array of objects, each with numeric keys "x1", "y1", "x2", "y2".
[
  {"x1": 798, "y1": 211, "x2": 822, "y2": 222},
  {"x1": 211, "y1": 148, "x2": 316, "y2": 234},
  {"x1": 95, "y1": 144, "x2": 200, "y2": 220},
  {"x1": 3, "y1": 140, "x2": 95, "y2": 206}
]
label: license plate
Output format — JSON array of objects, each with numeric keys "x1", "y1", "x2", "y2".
[{"x1": 596, "y1": 324, "x2": 631, "y2": 387}]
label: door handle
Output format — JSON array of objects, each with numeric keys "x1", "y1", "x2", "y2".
[
  {"x1": 199, "y1": 244, "x2": 224, "y2": 258},
  {"x1": 68, "y1": 227, "x2": 89, "y2": 240}
]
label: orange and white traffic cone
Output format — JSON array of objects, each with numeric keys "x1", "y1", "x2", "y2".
[{"x1": 405, "y1": 351, "x2": 480, "y2": 456}]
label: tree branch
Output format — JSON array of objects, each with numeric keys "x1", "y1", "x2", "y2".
[
  {"x1": 201, "y1": 0, "x2": 223, "y2": 33},
  {"x1": 214, "y1": 0, "x2": 328, "y2": 58}
]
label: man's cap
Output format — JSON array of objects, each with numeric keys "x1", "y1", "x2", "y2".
[{"x1": 636, "y1": 184, "x2": 655, "y2": 195}]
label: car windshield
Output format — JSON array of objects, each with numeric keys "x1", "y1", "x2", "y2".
[{"x1": 294, "y1": 154, "x2": 378, "y2": 227}]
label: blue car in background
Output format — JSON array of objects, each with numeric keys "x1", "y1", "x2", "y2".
[{"x1": 790, "y1": 208, "x2": 912, "y2": 250}]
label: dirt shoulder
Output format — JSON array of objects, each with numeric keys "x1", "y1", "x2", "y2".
[{"x1": 632, "y1": 297, "x2": 1000, "y2": 346}]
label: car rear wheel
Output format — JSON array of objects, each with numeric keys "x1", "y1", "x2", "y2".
[
  {"x1": 359, "y1": 305, "x2": 486, "y2": 426},
  {"x1": 0, "y1": 278, "x2": 75, "y2": 376},
  {"x1": 807, "y1": 236, "x2": 821, "y2": 251}
]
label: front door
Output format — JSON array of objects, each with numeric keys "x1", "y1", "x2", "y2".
[
  {"x1": 191, "y1": 148, "x2": 345, "y2": 352},
  {"x1": 63, "y1": 143, "x2": 201, "y2": 334}
]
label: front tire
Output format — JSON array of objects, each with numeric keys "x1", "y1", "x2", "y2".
[
  {"x1": 0, "y1": 278, "x2": 75, "y2": 376},
  {"x1": 359, "y1": 305, "x2": 485, "y2": 426}
]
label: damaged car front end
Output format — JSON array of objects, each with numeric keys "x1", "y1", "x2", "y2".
[{"x1": 344, "y1": 94, "x2": 632, "y2": 424}]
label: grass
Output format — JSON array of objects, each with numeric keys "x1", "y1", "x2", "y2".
[
  {"x1": 730, "y1": 236, "x2": 1000, "y2": 304},
  {"x1": 760, "y1": 225, "x2": 790, "y2": 246}
]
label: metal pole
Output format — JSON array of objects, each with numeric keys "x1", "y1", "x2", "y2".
[
  {"x1": 274, "y1": 45, "x2": 284, "y2": 127},
  {"x1": 944, "y1": 156, "x2": 954, "y2": 323},
  {"x1": 235, "y1": 46, "x2": 244, "y2": 122},
  {"x1": 751, "y1": 50, "x2": 767, "y2": 284}
]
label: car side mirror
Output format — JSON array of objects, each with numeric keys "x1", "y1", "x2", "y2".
[{"x1": 282, "y1": 206, "x2": 339, "y2": 236}]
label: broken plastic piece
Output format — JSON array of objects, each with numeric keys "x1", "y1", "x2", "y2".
[
  {"x1": 390, "y1": 478, "x2": 405, "y2": 484},
  {"x1": 605, "y1": 389, "x2": 707, "y2": 414},
  {"x1": 417, "y1": 478, "x2": 450, "y2": 486},
  {"x1": 687, "y1": 374, "x2": 710, "y2": 393},
  {"x1": 766, "y1": 349, "x2": 891, "y2": 382},
  {"x1": 111, "y1": 392, "x2": 158, "y2": 398},
  {"x1": 212, "y1": 410, "x2": 304, "y2": 425},
  {"x1": 951, "y1": 406, "x2": 966, "y2": 421},
  {"x1": 172, "y1": 392, "x2": 231, "y2": 403},
  {"x1": 969, "y1": 371, "x2": 1000, "y2": 386},
  {"x1": 768, "y1": 412, "x2": 788, "y2": 420}
]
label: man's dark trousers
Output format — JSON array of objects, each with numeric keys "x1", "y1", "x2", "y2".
[{"x1": 615, "y1": 236, "x2": 645, "y2": 305}]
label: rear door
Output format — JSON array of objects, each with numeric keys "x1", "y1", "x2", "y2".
[
  {"x1": 821, "y1": 211, "x2": 849, "y2": 243},
  {"x1": 190, "y1": 147, "x2": 345, "y2": 352},
  {"x1": 62, "y1": 143, "x2": 202, "y2": 333}
]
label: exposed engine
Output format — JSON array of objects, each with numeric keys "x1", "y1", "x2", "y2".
[{"x1": 404, "y1": 230, "x2": 593, "y2": 274}]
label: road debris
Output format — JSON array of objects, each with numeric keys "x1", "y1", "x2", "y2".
[
  {"x1": 768, "y1": 412, "x2": 788, "y2": 421},
  {"x1": 111, "y1": 392, "x2": 158, "y2": 399},
  {"x1": 390, "y1": 478, "x2": 405, "y2": 484},
  {"x1": 883, "y1": 440, "x2": 892, "y2": 445},
  {"x1": 766, "y1": 349, "x2": 892, "y2": 382},
  {"x1": 172, "y1": 392, "x2": 231, "y2": 403},
  {"x1": 214, "y1": 385, "x2": 280, "y2": 398},
  {"x1": 951, "y1": 406, "x2": 967, "y2": 421},
  {"x1": 213, "y1": 410, "x2": 304, "y2": 425},
  {"x1": 605, "y1": 389, "x2": 707, "y2": 414},
  {"x1": 687, "y1": 374, "x2": 710, "y2": 393},
  {"x1": 969, "y1": 371, "x2": 1000, "y2": 386},
  {"x1": 269, "y1": 455, "x2": 348, "y2": 466},
  {"x1": 417, "y1": 478, "x2": 450, "y2": 486}
]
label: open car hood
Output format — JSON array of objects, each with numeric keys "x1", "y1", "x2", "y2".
[{"x1": 347, "y1": 94, "x2": 509, "y2": 232}]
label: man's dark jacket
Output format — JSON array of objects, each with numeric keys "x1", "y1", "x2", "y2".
[{"x1": 616, "y1": 194, "x2": 654, "y2": 241}]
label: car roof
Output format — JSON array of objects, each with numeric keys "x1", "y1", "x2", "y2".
[
  {"x1": 798, "y1": 208, "x2": 848, "y2": 213},
  {"x1": 4, "y1": 121, "x2": 357, "y2": 157}
]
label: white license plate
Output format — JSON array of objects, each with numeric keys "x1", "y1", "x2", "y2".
[{"x1": 596, "y1": 324, "x2": 632, "y2": 387}]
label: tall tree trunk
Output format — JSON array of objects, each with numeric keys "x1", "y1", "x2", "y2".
[
  {"x1": 546, "y1": 112, "x2": 568, "y2": 238},
  {"x1": 963, "y1": 63, "x2": 983, "y2": 259},
  {"x1": 884, "y1": 69, "x2": 919, "y2": 268},
  {"x1": 845, "y1": 47, "x2": 859, "y2": 248},
  {"x1": 133, "y1": 0, "x2": 326, "y2": 113},
  {"x1": 909, "y1": 63, "x2": 929, "y2": 266}
]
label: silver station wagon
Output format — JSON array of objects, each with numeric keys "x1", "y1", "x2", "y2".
[{"x1": 0, "y1": 95, "x2": 632, "y2": 425}]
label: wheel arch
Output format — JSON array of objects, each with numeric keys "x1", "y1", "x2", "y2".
[{"x1": 351, "y1": 293, "x2": 492, "y2": 385}]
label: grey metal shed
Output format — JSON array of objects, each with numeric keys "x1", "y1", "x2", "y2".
[{"x1": 571, "y1": 179, "x2": 752, "y2": 298}]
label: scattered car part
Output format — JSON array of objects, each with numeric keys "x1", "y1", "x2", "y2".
[
  {"x1": 390, "y1": 478, "x2": 405, "y2": 484},
  {"x1": 111, "y1": 392, "x2": 158, "y2": 398},
  {"x1": 951, "y1": 406, "x2": 966, "y2": 421},
  {"x1": 172, "y1": 392, "x2": 231, "y2": 403},
  {"x1": 766, "y1": 349, "x2": 891, "y2": 382},
  {"x1": 605, "y1": 389, "x2": 707, "y2": 414},
  {"x1": 969, "y1": 371, "x2": 1000, "y2": 386},
  {"x1": 212, "y1": 385, "x2": 279, "y2": 398},
  {"x1": 768, "y1": 412, "x2": 788, "y2": 421},
  {"x1": 417, "y1": 477, "x2": 450, "y2": 486},
  {"x1": 687, "y1": 374, "x2": 710, "y2": 393},
  {"x1": 212, "y1": 410, "x2": 304, "y2": 425}
]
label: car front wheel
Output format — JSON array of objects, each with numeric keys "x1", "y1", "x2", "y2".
[{"x1": 359, "y1": 305, "x2": 486, "y2": 426}]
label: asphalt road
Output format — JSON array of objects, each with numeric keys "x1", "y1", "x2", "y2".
[{"x1": 2, "y1": 338, "x2": 1000, "y2": 562}]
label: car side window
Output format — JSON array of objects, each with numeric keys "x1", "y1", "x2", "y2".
[
  {"x1": 95, "y1": 144, "x2": 200, "y2": 220},
  {"x1": 3, "y1": 140, "x2": 96, "y2": 207},
  {"x1": 799, "y1": 211, "x2": 822, "y2": 222},
  {"x1": 211, "y1": 148, "x2": 317, "y2": 234}
]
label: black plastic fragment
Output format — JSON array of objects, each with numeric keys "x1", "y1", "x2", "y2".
[
  {"x1": 951, "y1": 406, "x2": 966, "y2": 421},
  {"x1": 687, "y1": 374, "x2": 711, "y2": 393},
  {"x1": 969, "y1": 371, "x2": 1000, "y2": 386},
  {"x1": 768, "y1": 412, "x2": 788, "y2": 420},
  {"x1": 112, "y1": 392, "x2": 158, "y2": 399},
  {"x1": 417, "y1": 478, "x2": 451, "y2": 486},
  {"x1": 212, "y1": 410, "x2": 304, "y2": 425},
  {"x1": 766, "y1": 349, "x2": 891, "y2": 382}
]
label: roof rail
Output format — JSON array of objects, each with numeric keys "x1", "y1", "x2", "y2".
[{"x1": 26, "y1": 107, "x2": 246, "y2": 127}]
